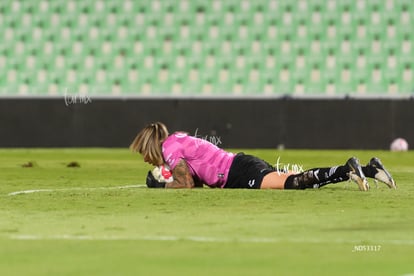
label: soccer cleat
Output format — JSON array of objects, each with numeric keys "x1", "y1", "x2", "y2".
[
  {"x1": 347, "y1": 157, "x2": 369, "y2": 191},
  {"x1": 368, "y1": 157, "x2": 396, "y2": 189}
]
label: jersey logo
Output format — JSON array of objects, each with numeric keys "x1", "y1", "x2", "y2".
[
  {"x1": 248, "y1": 179, "x2": 256, "y2": 187},
  {"x1": 174, "y1": 132, "x2": 187, "y2": 138}
]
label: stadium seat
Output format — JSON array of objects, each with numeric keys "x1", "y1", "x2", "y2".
[{"x1": 0, "y1": 0, "x2": 413, "y2": 97}]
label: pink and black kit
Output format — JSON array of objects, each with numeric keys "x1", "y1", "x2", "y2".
[{"x1": 161, "y1": 133, "x2": 275, "y2": 188}]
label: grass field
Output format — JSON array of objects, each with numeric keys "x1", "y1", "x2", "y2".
[{"x1": 0, "y1": 148, "x2": 413, "y2": 276}]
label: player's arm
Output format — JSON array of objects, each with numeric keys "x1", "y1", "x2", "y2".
[{"x1": 165, "y1": 159, "x2": 195, "y2": 188}]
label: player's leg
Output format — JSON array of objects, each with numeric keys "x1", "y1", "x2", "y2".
[
  {"x1": 286, "y1": 157, "x2": 369, "y2": 190},
  {"x1": 260, "y1": 172, "x2": 292, "y2": 189},
  {"x1": 261, "y1": 166, "x2": 350, "y2": 190},
  {"x1": 262, "y1": 157, "x2": 369, "y2": 191}
]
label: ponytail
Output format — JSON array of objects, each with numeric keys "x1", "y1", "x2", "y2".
[{"x1": 130, "y1": 122, "x2": 169, "y2": 165}]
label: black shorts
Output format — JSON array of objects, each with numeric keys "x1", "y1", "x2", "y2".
[{"x1": 225, "y1": 153, "x2": 275, "y2": 189}]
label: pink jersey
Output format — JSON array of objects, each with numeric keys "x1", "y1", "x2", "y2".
[{"x1": 162, "y1": 132, "x2": 235, "y2": 188}]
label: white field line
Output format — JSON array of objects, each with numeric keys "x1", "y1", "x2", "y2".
[
  {"x1": 7, "y1": 185, "x2": 147, "y2": 196},
  {"x1": 8, "y1": 234, "x2": 414, "y2": 245}
]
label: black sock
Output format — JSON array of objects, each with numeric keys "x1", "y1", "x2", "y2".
[
  {"x1": 312, "y1": 165, "x2": 351, "y2": 186},
  {"x1": 284, "y1": 165, "x2": 350, "y2": 189},
  {"x1": 284, "y1": 171, "x2": 314, "y2": 189},
  {"x1": 362, "y1": 165, "x2": 376, "y2": 178}
]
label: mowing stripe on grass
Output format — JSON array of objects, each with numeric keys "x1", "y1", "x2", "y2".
[
  {"x1": 7, "y1": 185, "x2": 147, "y2": 196},
  {"x1": 9, "y1": 234, "x2": 414, "y2": 245}
]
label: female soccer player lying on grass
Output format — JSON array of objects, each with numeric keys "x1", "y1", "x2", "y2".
[{"x1": 130, "y1": 122, "x2": 396, "y2": 191}]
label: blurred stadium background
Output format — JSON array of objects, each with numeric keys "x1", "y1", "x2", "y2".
[
  {"x1": 0, "y1": 0, "x2": 413, "y2": 148},
  {"x1": 1, "y1": 0, "x2": 413, "y2": 96}
]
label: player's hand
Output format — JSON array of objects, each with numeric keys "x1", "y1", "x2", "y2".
[{"x1": 146, "y1": 170, "x2": 166, "y2": 188}]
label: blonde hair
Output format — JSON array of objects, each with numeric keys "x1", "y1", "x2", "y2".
[{"x1": 129, "y1": 122, "x2": 169, "y2": 166}]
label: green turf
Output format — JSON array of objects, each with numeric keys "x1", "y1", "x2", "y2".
[{"x1": 0, "y1": 148, "x2": 413, "y2": 276}]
